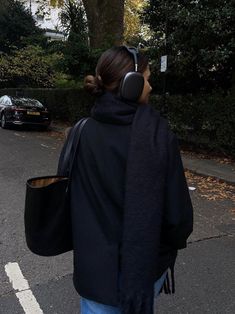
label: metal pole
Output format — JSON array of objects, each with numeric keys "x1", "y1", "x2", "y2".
[
  {"x1": 162, "y1": 0, "x2": 169, "y2": 116},
  {"x1": 29, "y1": 0, "x2": 32, "y2": 14}
]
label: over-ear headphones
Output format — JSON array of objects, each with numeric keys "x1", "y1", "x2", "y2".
[{"x1": 119, "y1": 46, "x2": 145, "y2": 102}]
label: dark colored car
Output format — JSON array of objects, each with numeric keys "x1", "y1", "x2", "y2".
[{"x1": 0, "y1": 95, "x2": 51, "y2": 130}]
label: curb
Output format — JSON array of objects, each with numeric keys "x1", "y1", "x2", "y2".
[
  {"x1": 183, "y1": 167, "x2": 235, "y2": 186},
  {"x1": 182, "y1": 157, "x2": 235, "y2": 186}
]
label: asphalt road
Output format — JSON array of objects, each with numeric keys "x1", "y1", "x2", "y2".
[{"x1": 0, "y1": 127, "x2": 234, "y2": 314}]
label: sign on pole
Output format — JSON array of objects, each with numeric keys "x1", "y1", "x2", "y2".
[{"x1": 160, "y1": 55, "x2": 168, "y2": 72}]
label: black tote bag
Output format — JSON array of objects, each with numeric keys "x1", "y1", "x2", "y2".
[{"x1": 24, "y1": 118, "x2": 90, "y2": 256}]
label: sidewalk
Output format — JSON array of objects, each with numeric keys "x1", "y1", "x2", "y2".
[{"x1": 181, "y1": 153, "x2": 235, "y2": 185}]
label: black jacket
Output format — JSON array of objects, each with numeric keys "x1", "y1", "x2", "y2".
[{"x1": 63, "y1": 117, "x2": 193, "y2": 306}]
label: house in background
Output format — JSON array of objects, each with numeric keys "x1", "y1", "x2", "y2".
[{"x1": 19, "y1": 0, "x2": 66, "y2": 41}]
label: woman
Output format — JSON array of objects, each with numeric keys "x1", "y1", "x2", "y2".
[{"x1": 58, "y1": 46, "x2": 193, "y2": 314}]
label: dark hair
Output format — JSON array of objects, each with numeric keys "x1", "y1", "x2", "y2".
[{"x1": 84, "y1": 46, "x2": 149, "y2": 96}]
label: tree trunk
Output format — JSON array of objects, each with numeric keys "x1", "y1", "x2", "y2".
[{"x1": 82, "y1": 0, "x2": 125, "y2": 49}]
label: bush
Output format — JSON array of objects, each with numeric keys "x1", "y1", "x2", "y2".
[
  {"x1": 0, "y1": 45, "x2": 58, "y2": 88},
  {"x1": 53, "y1": 73, "x2": 84, "y2": 89},
  {"x1": 150, "y1": 92, "x2": 235, "y2": 156},
  {"x1": 1, "y1": 88, "x2": 234, "y2": 156}
]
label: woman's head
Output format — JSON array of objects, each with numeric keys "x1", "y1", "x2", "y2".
[{"x1": 84, "y1": 46, "x2": 152, "y2": 104}]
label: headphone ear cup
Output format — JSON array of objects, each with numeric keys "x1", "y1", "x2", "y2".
[{"x1": 120, "y1": 72, "x2": 144, "y2": 101}]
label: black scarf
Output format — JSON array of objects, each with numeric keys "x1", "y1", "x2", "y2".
[{"x1": 91, "y1": 92, "x2": 171, "y2": 314}]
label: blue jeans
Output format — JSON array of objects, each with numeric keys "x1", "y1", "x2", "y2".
[{"x1": 80, "y1": 270, "x2": 167, "y2": 314}]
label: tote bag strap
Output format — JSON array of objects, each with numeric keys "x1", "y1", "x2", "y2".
[{"x1": 63, "y1": 117, "x2": 90, "y2": 179}]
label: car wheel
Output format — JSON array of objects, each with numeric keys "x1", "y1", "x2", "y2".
[{"x1": 1, "y1": 113, "x2": 8, "y2": 129}]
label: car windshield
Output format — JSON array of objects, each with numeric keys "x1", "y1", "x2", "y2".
[{"x1": 11, "y1": 97, "x2": 44, "y2": 108}]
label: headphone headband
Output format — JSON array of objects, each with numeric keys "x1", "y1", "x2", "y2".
[
  {"x1": 119, "y1": 45, "x2": 144, "y2": 101},
  {"x1": 123, "y1": 46, "x2": 139, "y2": 72}
]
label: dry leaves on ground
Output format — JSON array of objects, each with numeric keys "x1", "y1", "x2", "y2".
[
  {"x1": 181, "y1": 150, "x2": 235, "y2": 165},
  {"x1": 44, "y1": 130, "x2": 65, "y2": 140},
  {"x1": 185, "y1": 170, "x2": 235, "y2": 202}
]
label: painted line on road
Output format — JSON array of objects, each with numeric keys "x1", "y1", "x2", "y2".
[{"x1": 5, "y1": 262, "x2": 43, "y2": 314}]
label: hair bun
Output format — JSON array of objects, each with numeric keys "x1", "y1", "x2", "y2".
[{"x1": 84, "y1": 75, "x2": 104, "y2": 96}]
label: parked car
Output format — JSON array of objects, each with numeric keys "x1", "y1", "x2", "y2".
[{"x1": 0, "y1": 95, "x2": 51, "y2": 130}]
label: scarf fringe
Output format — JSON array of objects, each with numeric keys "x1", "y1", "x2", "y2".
[
  {"x1": 119, "y1": 290, "x2": 154, "y2": 314},
  {"x1": 119, "y1": 266, "x2": 175, "y2": 314},
  {"x1": 159, "y1": 265, "x2": 175, "y2": 295}
]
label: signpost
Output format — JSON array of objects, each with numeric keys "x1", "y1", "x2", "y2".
[
  {"x1": 161, "y1": 55, "x2": 168, "y2": 116},
  {"x1": 160, "y1": 55, "x2": 167, "y2": 73}
]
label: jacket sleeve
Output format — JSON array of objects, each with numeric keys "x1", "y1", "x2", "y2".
[{"x1": 161, "y1": 131, "x2": 194, "y2": 249}]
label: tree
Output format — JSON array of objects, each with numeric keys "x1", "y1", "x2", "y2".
[
  {"x1": 59, "y1": 0, "x2": 91, "y2": 77},
  {"x1": 82, "y1": 0, "x2": 125, "y2": 48},
  {"x1": 0, "y1": 0, "x2": 44, "y2": 53},
  {"x1": 60, "y1": 0, "x2": 88, "y2": 39},
  {"x1": 144, "y1": 0, "x2": 235, "y2": 94},
  {"x1": 38, "y1": 0, "x2": 139, "y2": 49}
]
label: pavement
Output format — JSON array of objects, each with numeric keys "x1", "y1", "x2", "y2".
[
  {"x1": 0, "y1": 125, "x2": 234, "y2": 313},
  {"x1": 51, "y1": 121, "x2": 235, "y2": 185},
  {"x1": 181, "y1": 154, "x2": 235, "y2": 185}
]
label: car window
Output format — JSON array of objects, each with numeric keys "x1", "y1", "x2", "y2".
[{"x1": 11, "y1": 98, "x2": 44, "y2": 108}]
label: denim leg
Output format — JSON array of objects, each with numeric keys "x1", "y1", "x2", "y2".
[
  {"x1": 154, "y1": 270, "x2": 168, "y2": 297},
  {"x1": 80, "y1": 297, "x2": 122, "y2": 314}
]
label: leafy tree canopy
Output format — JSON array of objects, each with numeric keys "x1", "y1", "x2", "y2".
[
  {"x1": 0, "y1": 0, "x2": 44, "y2": 53},
  {"x1": 124, "y1": 0, "x2": 146, "y2": 44},
  {"x1": 0, "y1": 45, "x2": 61, "y2": 88},
  {"x1": 60, "y1": 0, "x2": 88, "y2": 41},
  {"x1": 144, "y1": 0, "x2": 235, "y2": 93}
]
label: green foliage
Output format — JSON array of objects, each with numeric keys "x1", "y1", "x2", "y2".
[
  {"x1": 0, "y1": 0, "x2": 44, "y2": 53},
  {"x1": 62, "y1": 32, "x2": 90, "y2": 77},
  {"x1": 59, "y1": 1, "x2": 104, "y2": 78},
  {"x1": 124, "y1": 0, "x2": 148, "y2": 45},
  {"x1": 50, "y1": 0, "x2": 64, "y2": 8},
  {"x1": 0, "y1": 45, "x2": 61, "y2": 88},
  {"x1": 53, "y1": 72, "x2": 84, "y2": 89},
  {"x1": 62, "y1": 35, "x2": 104, "y2": 78},
  {"x1": 150, "y1": 92, "x2": 235, "y2": 156},
  {"x1": 59, "y1": 0, "x2": 90, "y2": 77},
  {"x1": 45, "y1": 40, "x2": 66, "y2": 55},
  {"x1": 1, "y1": 85, "x2": 234, "y2": 156},
  {"x1": 60, "y1": 0, "x2": 88, "y2": 40},
  {"x1": 144, "y1": 0, "x2": 235, "y2": 94}
]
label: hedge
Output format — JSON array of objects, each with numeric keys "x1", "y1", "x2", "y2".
[
  {"x1": 0, "y1": 88, "x2": 234, "y2": 156},
  {"x1": 150, "y1": 93, "x2": 235, "y2": 156},
  {"x1": 0, "y1": 88, "x2": 94, "y2": 122}
]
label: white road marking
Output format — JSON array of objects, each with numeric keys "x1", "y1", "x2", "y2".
[
  {"x1": 14, "y1": 133, "x2": 26, "y2": 138},
  {"x1": 5, "y1": 262, "x2": 43, "y2": 314}
]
